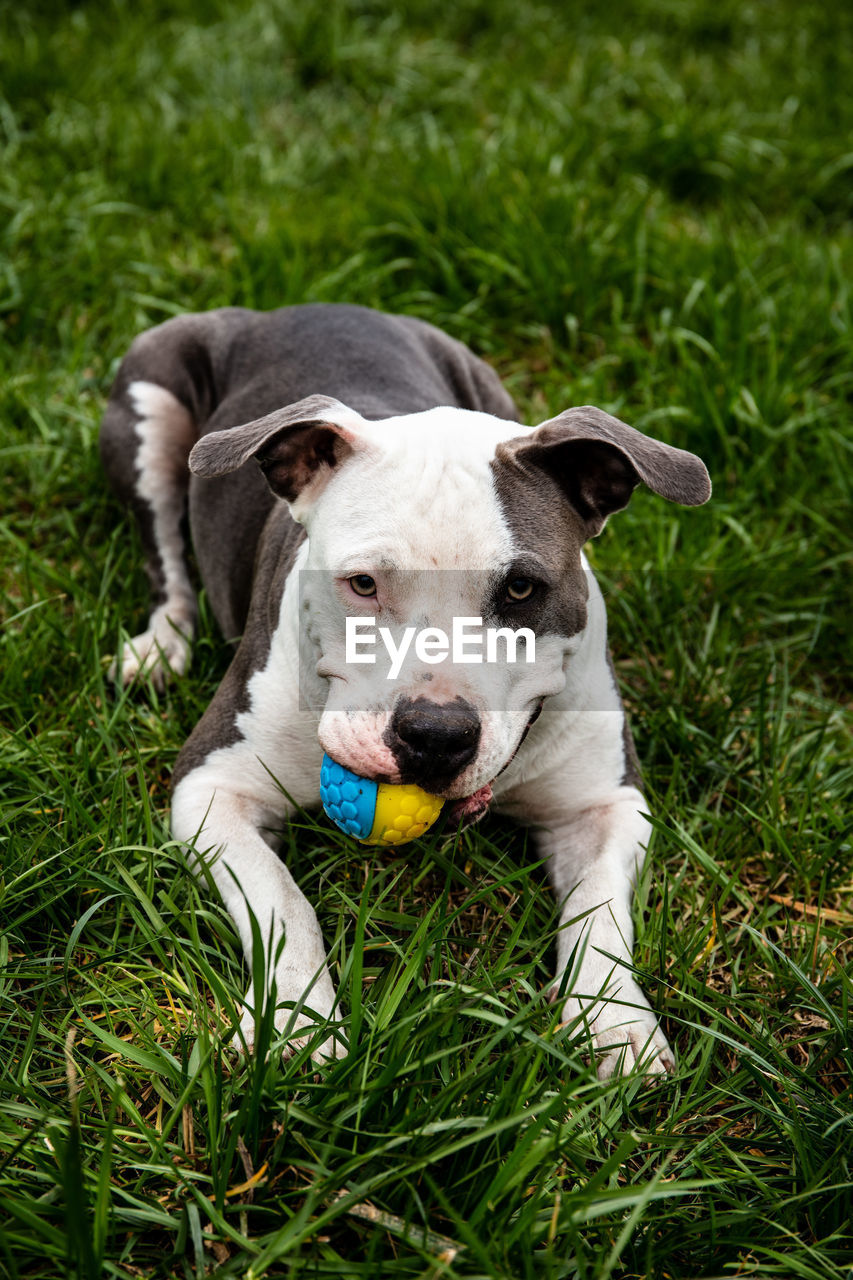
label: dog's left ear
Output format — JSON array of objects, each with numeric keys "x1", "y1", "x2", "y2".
[
  {"x1": 499, "y1": 406, "x2": 711, "y2": 537},
  {"x1": 189, "y1": 394, "x2": 370, "y2": 515}
]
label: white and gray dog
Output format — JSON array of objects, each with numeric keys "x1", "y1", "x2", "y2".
[{"x1": 100, "y1": 303, "x2": 710, "y2": 1077}]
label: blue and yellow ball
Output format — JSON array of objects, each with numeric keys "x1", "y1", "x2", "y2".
[{"x1": 320, "y1": 754, "x2": 444, "y2": 846}]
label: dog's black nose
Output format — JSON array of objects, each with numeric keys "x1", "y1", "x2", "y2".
[{"x1": 385, "y1": 696, "x2": 481, "y2": 789}]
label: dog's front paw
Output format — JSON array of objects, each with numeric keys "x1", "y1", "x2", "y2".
[
  {"x1": 235, "y1": 982, "x2": 342, "y2": 1065},
  {"x1": 554, "y1": 981, "x2": 674, "y2": 1080}
]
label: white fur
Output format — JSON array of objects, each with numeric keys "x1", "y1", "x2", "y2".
[
  {"x1": 171, "y1": 776, "x2": 339, "y2": 1058},
  {"x1": 113, "y1": 381, "x2": 197, "y2": 688}
]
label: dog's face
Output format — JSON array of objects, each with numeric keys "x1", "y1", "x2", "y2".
[
  {"x1": 191, "y1": 396, "x2": 710, "y2": 806},
  {"x1": 296, "y1": 407, "x2": 583, "y2": 802}
]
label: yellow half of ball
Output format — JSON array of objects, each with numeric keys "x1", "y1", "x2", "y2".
[{"x1": 363, "y1": 782, "x2": 444, "y2": 846}]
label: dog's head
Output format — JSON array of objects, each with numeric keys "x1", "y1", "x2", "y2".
[{"x1": 190, "y1": 395, "x2": 710, "y2": 811}]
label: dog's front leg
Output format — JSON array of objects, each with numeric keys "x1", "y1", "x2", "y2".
[
  {"x1": 538, "y1": 794, "x2": 674, "y2": 1079},
  {"x1": 171, "y1": 773, "x2": 339, "y2": 1061}
]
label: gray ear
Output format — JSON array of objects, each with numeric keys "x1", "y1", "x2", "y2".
[
  {"x1": 501, "y1": 405, "x2": 711, "y2": 536},
  {"x1": 189, "y1": 394, "x2": 366, "y2": 505}
]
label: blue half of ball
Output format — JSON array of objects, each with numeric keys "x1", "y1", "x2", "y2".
[{"x1": 320, "y1": 754, "x2": 378, "y2": 839}]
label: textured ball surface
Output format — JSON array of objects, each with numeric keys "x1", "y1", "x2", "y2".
[
  {"x1": 371, "y1": 782, "x2": 444, "y2": 845},
  {"x1": 320, "y1": 754, "x2": 443, "y2": 846},
  {"x1": 319, "y1": 756, "x2": 377, "y2": 839}
]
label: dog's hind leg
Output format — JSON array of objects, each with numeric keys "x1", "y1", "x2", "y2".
[{"x1": 100, "y1": 367, "x2": 199, "y2": 689}]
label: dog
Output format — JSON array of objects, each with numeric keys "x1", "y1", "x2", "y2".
[{"x1": 100, "y1": 303, "x2": 710, "y2": 1078}]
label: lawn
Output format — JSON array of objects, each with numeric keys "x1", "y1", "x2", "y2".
[{"x1": 1, "y1": 0, "x2": 851, "y2": 1276}]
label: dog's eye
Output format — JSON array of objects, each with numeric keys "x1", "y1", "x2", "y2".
[
  {"x1": 505, "y1": 576, "x2": 536, "y2": 602},
  {"x1": 349, "y1": 574, "x2": 377, "y2": 598}
]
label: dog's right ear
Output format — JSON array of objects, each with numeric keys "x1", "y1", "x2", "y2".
[{"x1": 189, "y1": 394, "x2": 371, "y2": 516}]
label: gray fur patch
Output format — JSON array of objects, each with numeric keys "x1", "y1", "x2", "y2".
[
  {"x1": 489, "y1": 447, "x2": 590, "y2": 641},
  {"x1": 172, "y1": 508, "x2": 306, "y2": 785}
]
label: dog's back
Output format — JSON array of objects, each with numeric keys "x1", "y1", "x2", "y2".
[{"x1": 100, "y1": 303, "x2": 517, "y2": 661}]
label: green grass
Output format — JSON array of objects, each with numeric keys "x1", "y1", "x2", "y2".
[{"x1": 1, "y1": 0, "x2": 851, "y2": 1275}]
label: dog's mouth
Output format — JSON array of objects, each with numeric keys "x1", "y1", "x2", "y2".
[
  {"x1": 445, "y1": 783, "x2": 494, "y2": 829},
  {"x1": 438, "y1": 699, "x2": 545, "y2": 831}
]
